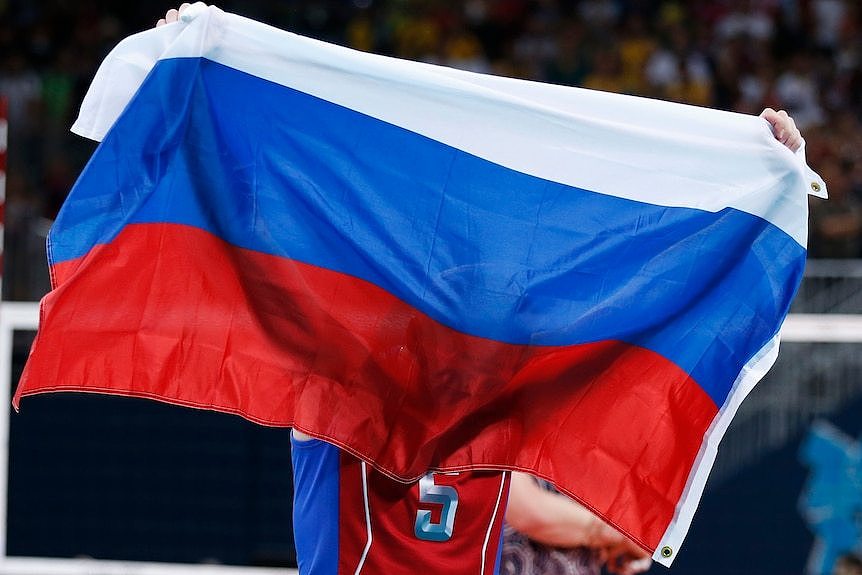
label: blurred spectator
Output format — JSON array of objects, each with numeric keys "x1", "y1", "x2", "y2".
[
  {"x1": 3, "y1": 172, "x2": 51, "y2": 300},
  {"x1": 617, "y1": 14, "x2": 656, "y2": 95},
  {"x1": 511, "y1": 9, "x2": 558, "y2": 80},
  {"x1": 576, "y1": 0, "x2": 620, "y2": 31},
  {"x1": 543, "y1": 20, "x2": 589, "y2": 86},
  {"x1": 808, "y1": 157, "x2": 862, "y2": 258},
  {"x1": 714, "y1": 0, "x2": 775, "y2": 43},
  {"x1": 442, "y1": 18, "x2": 490, "y2": 73},
  {"x1": 644, "y1": 23, "x2": 713, "y2": 105},
  {"x1": 774, "y1": 52, "x2": 826, "y2": 129},
  {"x1": 40, "y1": 49, "x2": 76, "y2": 128},
  {"x1": 811, "y1": 0, "x2": 848, "y2": 53},
  {"x1": 583, "y1": 46, "x2": 627, "y2": 93},
  {"x1": 0, "y1": 52, "x2": 41, "y2": 137},
  {"x1": 735, "y1": 54, "x2": 777, "y2": 114}
]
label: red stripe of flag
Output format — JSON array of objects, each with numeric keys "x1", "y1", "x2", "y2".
[{"x1": 18, "y1": 222, "x2": 717, "y2": 548}]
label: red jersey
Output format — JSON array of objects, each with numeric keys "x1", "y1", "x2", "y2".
[{"x1": 291, "y1": 434, "x2": 511, "y2": 574}]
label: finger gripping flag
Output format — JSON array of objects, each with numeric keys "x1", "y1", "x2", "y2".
[{"x1": 14, "y1": 3, "x2": 825, "y2": 565}]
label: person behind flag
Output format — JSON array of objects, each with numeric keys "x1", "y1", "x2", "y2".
[
  {"x1": 503, "y1": 472, "x2": 651, "y2": 575},
  {"x1": 151, "y1": 6, "x2": 805, "y2": 575},
  {"x1": 290, "y1": 428, "x2": 512, "y2": 575}
]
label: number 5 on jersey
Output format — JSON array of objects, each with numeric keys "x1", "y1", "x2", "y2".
[{"x1": 414, "y1": 473, "x2": 459, "y2": 542}]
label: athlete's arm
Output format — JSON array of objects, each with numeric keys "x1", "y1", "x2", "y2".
[
  {"x1": 506, "y1": 472, "x2": 650, "y2": 574},
  {"x1": 506, "y1": 472, "x2": 610, "y2": 548}
]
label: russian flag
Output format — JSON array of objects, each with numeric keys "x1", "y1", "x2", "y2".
[{"x1": 14, "y1": 3, "x2": 825, "y2": 565}]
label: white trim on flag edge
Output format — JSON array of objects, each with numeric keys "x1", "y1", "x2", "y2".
[{"x1": 653, "y1": 331, "x2": 782, "y2": 566}]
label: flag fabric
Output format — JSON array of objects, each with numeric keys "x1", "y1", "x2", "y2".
[{"x1": 14, "y1": 3, "x2": 825, "y2": 565}]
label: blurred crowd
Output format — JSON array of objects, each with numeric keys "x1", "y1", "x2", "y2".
[{"x1": 1, "y1": 0, "x2": 861, "y2": 299}]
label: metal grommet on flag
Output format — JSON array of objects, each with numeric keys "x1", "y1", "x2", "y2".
[
  {"x1": 661, "y1": 546, "x2": 673, "y2": 559},
  {"x1": 810, "y1": 181, "x2": 822, "y2": 194}
]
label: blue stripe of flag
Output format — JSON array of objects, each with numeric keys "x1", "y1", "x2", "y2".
[{"x1": 51, "y1": 57, "x2": 806, "y2": 406}]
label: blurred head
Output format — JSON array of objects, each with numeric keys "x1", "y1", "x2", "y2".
[{"x1": 834, "y1": 554, "x2": 862, "y2": 575}]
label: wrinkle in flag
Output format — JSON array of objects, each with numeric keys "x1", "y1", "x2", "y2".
[{"x1": 13, "y1": 5, "x2": 821, "y2": 564}]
